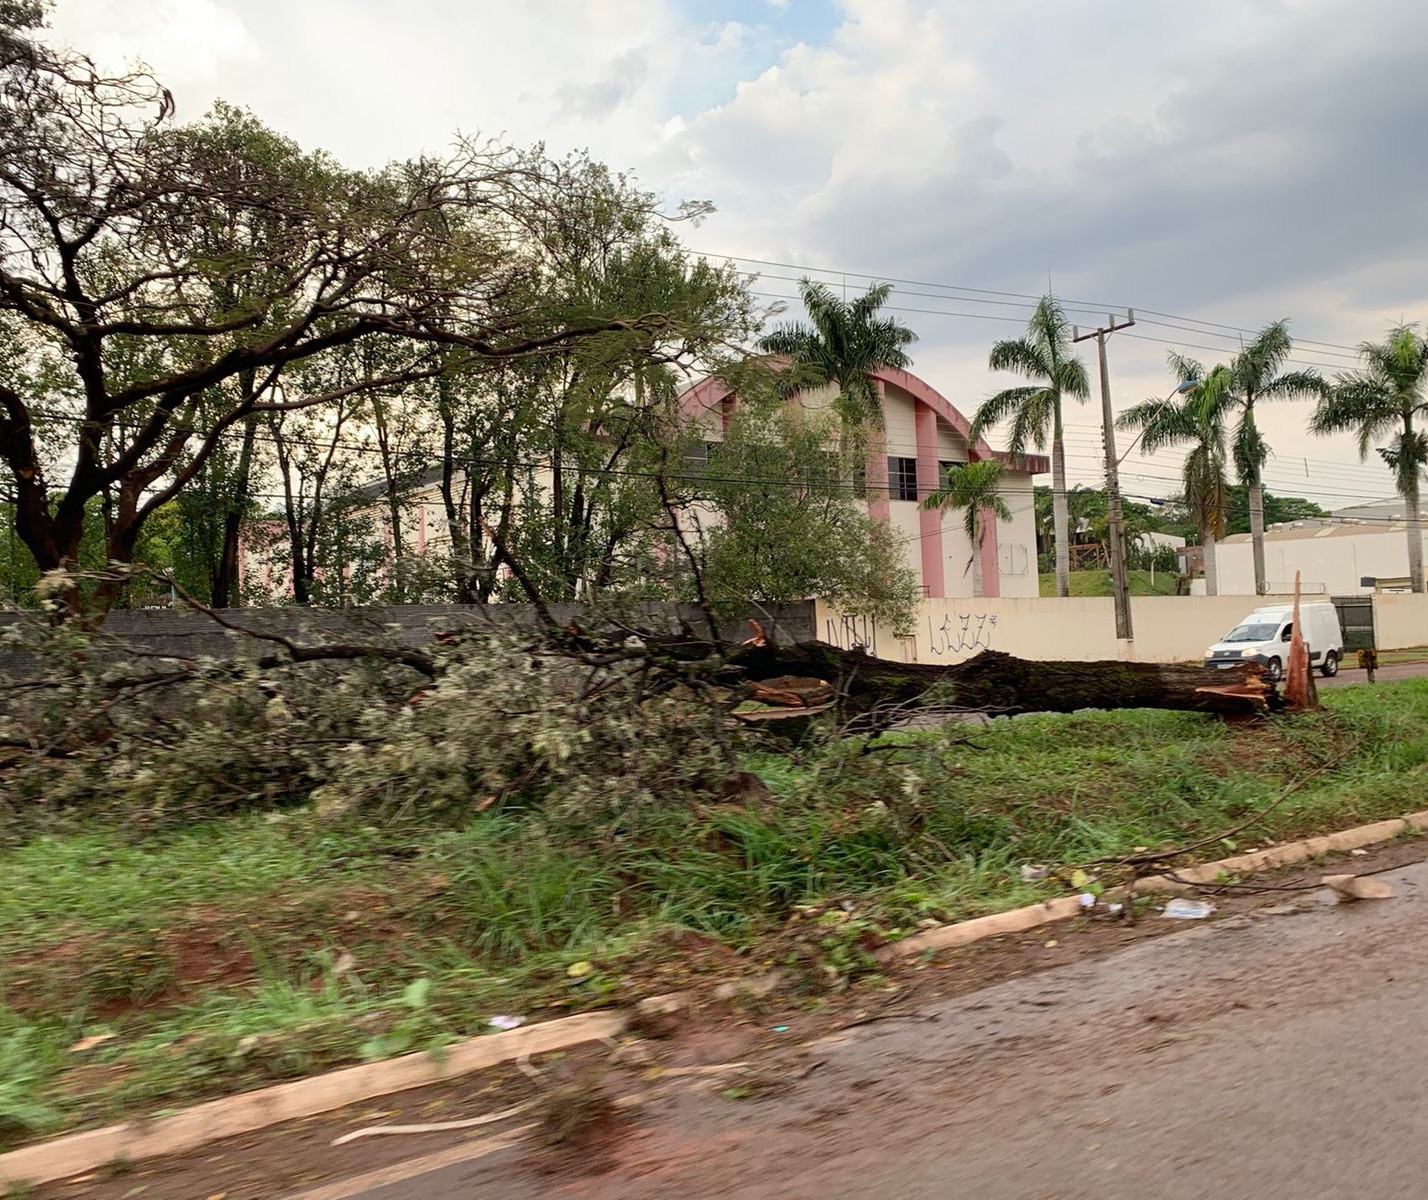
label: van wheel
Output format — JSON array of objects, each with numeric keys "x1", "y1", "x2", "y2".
[
  {"x1": 1265, "y1": 657, "x2": 1283, "y2": 683},
  {"x1": 1321, "y1": 651, "x2": 1340, "y2": 678}
]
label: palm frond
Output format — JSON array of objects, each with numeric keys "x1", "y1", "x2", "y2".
[
  {"x1": 1117, "y1": 397, "x2": 1194, "y2": 453},
  {"x1": 1232, "y1": 412, "x2": 1269, "y2": 485},
  {"x1": 1234, "y1": 319, "x2": 1294, "y2": 394},
  {"x1": 1055, "y1": 356, "x2": 1091, "y2": 399},
  {"x1": 969, "y1": 386, "x2": 1048, "y2": 449},
  {"x1": 1258, "y1": 368, "x2": 1325, "y2": 403},
  {"x1": 1166, "y1": 351, "x2": 1206, "y2": 387},
  {"x1": 988, "y1": 337, "x2": 1052, "y2": 381}
]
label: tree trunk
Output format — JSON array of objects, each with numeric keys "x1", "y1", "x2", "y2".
[
  {"x1": 970, "y1": 514, "x2": 983, "y2": 599},
  {"x1": 1407, "y1": 480, "x2": 1425, "y2": 594},
  {"x1": 718, "y1": 644, "x2": 1278, "y2": 720},
  {"x1": 1051, "y1": 411, "x2": 1070, "y2": 598},
  {"x1": 1202, "y1": 527, "x2": 1220, "y2": 596},
  {"x1": 213, "y1": 416, "x2": 257, "y2": 608},
  {"x1": 1249, "y1": 478, "x2": 1267, "y2": 595}
]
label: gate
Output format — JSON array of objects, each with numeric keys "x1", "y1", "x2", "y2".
[{"x1": 1331, "y1": 595, "x2": 1375, "y2": 651}]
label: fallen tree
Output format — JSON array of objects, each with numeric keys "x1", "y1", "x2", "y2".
[{"x1": 710, "y1": 640, "x2": 1280, "y2": 723}]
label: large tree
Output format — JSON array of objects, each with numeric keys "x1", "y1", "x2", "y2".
[
  {"x1": 1311, "y1": 324, "x2": 1428, "y2": 592},
  {"x1": 968, "y1": 294, "x2": 1089, "y2": 599},
  {"x1": 0, "y1": 11, "x2": 671, "y2": 617},
  {"x1": 1223, "y1": 321, "x2": 1325, "y2": 594},
  {"x1": 757, "y1": 278, "x2": 916, "y2": 468},
  {"x1": 1120, "y1": 355, "x2": 1231, "y2": 595}
]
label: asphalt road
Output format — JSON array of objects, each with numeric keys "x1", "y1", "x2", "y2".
[
  {"x1": 346, "y1": 858, "x2": 1428, "y2": 1200},
  {"x1": 1321, "y1": 659, "x2": 1428, "y2": 685}
]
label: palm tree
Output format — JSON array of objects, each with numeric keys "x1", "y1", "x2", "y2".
[
  {"x1": 967, "y1": 295, "x2": 1089, "y2": 599},
  {"x1": 1119, "y1": 354, "x2": 1231, "y2": 595},
  {"x1": 758, "y1": 278, "x2": 917, "y2": 462},
  {"x1": 1311, "y1": 325, "x2": 1428, "y2": 592},
  {"x1": 1225, "y1": 321, "x2": 1325, "y2": 594},
  {"x1": 922, "y1": 458, "x2": 1012, "y2": 598}
]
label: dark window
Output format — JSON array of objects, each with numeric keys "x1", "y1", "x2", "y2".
[
  {"x1": 888, "y1": 456, "x2": 918, "y2": 502},
  {"x1": 684, "y1": 441, "x2": 714, "y2": 475},
  {"x1": 938, "y1": 460, "x2": 963, "y2": 489}
]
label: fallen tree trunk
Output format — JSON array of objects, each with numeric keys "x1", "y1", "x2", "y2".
[{"x1": 716, "y1": 644, "x2": 1279, "y2": 722}]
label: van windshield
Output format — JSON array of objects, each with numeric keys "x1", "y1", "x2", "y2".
[{"x1": 1223, "y1": 622, "x2": 1280, "y2": 643}]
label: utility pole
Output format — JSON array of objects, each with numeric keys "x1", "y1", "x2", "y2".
[{"x1": 1074, "y1": 311, "x2": 1136, "y2": 651}]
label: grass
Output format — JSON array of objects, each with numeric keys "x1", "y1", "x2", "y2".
[
  {"x1": 1376, "y1": 645, "x2": 1428, "y2": 664},
  {"x1": 1039, "y1": 569, "x2": 1181, "y2": 597},
  {"x1": 3, "y1": 680, "x2": 1428, "y2": 1146}
]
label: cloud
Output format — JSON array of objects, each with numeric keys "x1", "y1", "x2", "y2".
[
  {"x1": 38, "y1": 0, "x2": 1424, "y2": 504},
  {"x1": 557, "y1": 48, "x2": 652, "y2": 119}
]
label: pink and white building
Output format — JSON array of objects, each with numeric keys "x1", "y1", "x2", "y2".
[{"x1": 680, "y1": 364, "x2": 1047, "y2": 598}]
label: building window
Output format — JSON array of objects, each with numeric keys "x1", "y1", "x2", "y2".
[
  {"x1": 938, "y1": 460, "x2": 964, "y2": 487},
  {"x1": 684, "y1": 441, "x2": 715, "y2": 476},
  {"x1": 888, "y1": 456, "x2": 918, "y2": 502}
]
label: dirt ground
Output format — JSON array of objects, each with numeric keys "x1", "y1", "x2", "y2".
[{"x1": 30, "y1": 832, "x2": 1428, "y2": 1200}]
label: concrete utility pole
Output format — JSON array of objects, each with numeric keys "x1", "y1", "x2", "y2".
[{"x1": 1074, "y1": 311, "x2": 1136, "y2": 651}]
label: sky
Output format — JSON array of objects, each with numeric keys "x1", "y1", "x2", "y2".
[{"x1": 42, "y1": 0, "x2": 1428, "y2": 510}]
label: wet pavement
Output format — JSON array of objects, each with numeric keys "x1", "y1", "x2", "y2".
[{"x1": 346, "y1": 859, "x2": 1428, "y2": 1200}]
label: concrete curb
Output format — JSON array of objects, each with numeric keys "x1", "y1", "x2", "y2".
[
  {"x1": 881, "y1": 808, "x2": 1428, "y2": 961},
  {"x1": 0, "y1": 1008, "x2": 630, "y2": 1187},
  {"x1": 7, "y1": 808, "x2": 1428, "y2": 1188}
]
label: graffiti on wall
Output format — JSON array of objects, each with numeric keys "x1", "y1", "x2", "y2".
[
  {"x1": 824, "y1": 613, "x2": 878, "y2": 656},
  {"x1": 927, "y1": 612, "x2": 997, "y2": 656}
]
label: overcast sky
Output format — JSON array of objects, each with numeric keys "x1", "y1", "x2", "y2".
[{"x1": 44, "y1": 0, "x2": 1428, "y2": 509}]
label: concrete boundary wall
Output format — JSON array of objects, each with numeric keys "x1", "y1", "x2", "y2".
[
  {"x1": 1373, "y1": 593, "x2": 1428, "y2": 651},
  {"x1": 814, "y1": 593, "x2": 1380, "y2": 664},
  {"x1": 0, "y1": 602, "x2": 817, "y2": 676}
]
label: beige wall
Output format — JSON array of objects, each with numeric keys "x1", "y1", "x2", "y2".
[
  {"x1": 1373, "y1": 593, "x2": 1428, "y2": 650},
  {"x1": 816, "y1": 594, "x2": 1302, "y2": 663}
]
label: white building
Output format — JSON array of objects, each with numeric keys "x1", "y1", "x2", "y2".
[{"x1": 1216, "y1": 516, "x2": 1426, "y2": 595}]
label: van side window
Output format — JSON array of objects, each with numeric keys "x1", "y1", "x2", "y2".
[{"x1": 1281, "y1": 623, "x2": 1293, "y2": 642}]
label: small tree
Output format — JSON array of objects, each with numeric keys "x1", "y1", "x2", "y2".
[
  {"x1": 921, "y1": 459, "x2": 1012, "y2": 598},
  {"x1": 697, "y1": 407, "x2": 920, "y2": 629},
  {"x1": 1311, "y1": 325, "x2": 1428, "y2": 592}
]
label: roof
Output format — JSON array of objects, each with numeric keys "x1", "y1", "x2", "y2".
[
  {"x1": 679, "y1": 360, "x2": 1051, "y2": 476},
  {"x1": 1332, "y1": 498, "x2": 1428, "y2": 521},
  {"x1": 1222, "y1": 520, "x2": 1408, "y2": 544}
]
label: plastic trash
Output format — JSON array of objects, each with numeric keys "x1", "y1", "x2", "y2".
[
  {"x1": 487, "y1": 1015, "x2": 525, "y2": 1031},
  {"x1": 1161, "y1": 898, "x2": 1215, "y2": 920},
  {"x1": 1078, "y1": 893, "x2": 1096, "y2": 908},
  {"x1": 1020, "y1": 863, "x2": 1050, "y2": 882}
]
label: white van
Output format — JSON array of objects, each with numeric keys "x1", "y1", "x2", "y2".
[{"x1": 1204, "y1": 603, "x2": 1344, "y2": 682}]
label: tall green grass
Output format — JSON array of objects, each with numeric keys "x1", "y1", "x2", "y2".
[{"x1": 2, "y1": 680, "x2": 1426, "y2": 1142}]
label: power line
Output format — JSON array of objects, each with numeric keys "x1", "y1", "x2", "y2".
[{"x1": 708, "y1": 248, "x2": 1369, "y2": 355}]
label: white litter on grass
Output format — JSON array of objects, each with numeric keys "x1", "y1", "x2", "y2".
[
  {"x1": 1078, "y1": 893, "x2": 1096, "y2": 908},
  {"x1": 1161, "y1": 898, "x2": 1215, "y2": 920},
  {"x1": 487, "y1": 1015, "x2": 525, "y2": 1031}
]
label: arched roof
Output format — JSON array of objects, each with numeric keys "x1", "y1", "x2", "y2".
[{"x1": 679, "y1": 362, "x2": 1049, "y2": 474}]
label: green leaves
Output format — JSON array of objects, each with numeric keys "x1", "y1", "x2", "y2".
[
  {"x1": 700, "y1": 407, "x2": 920, "y2": 629},
  {"x1": 757, "y1": 277, "x2": 917, "y2": 435}
]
